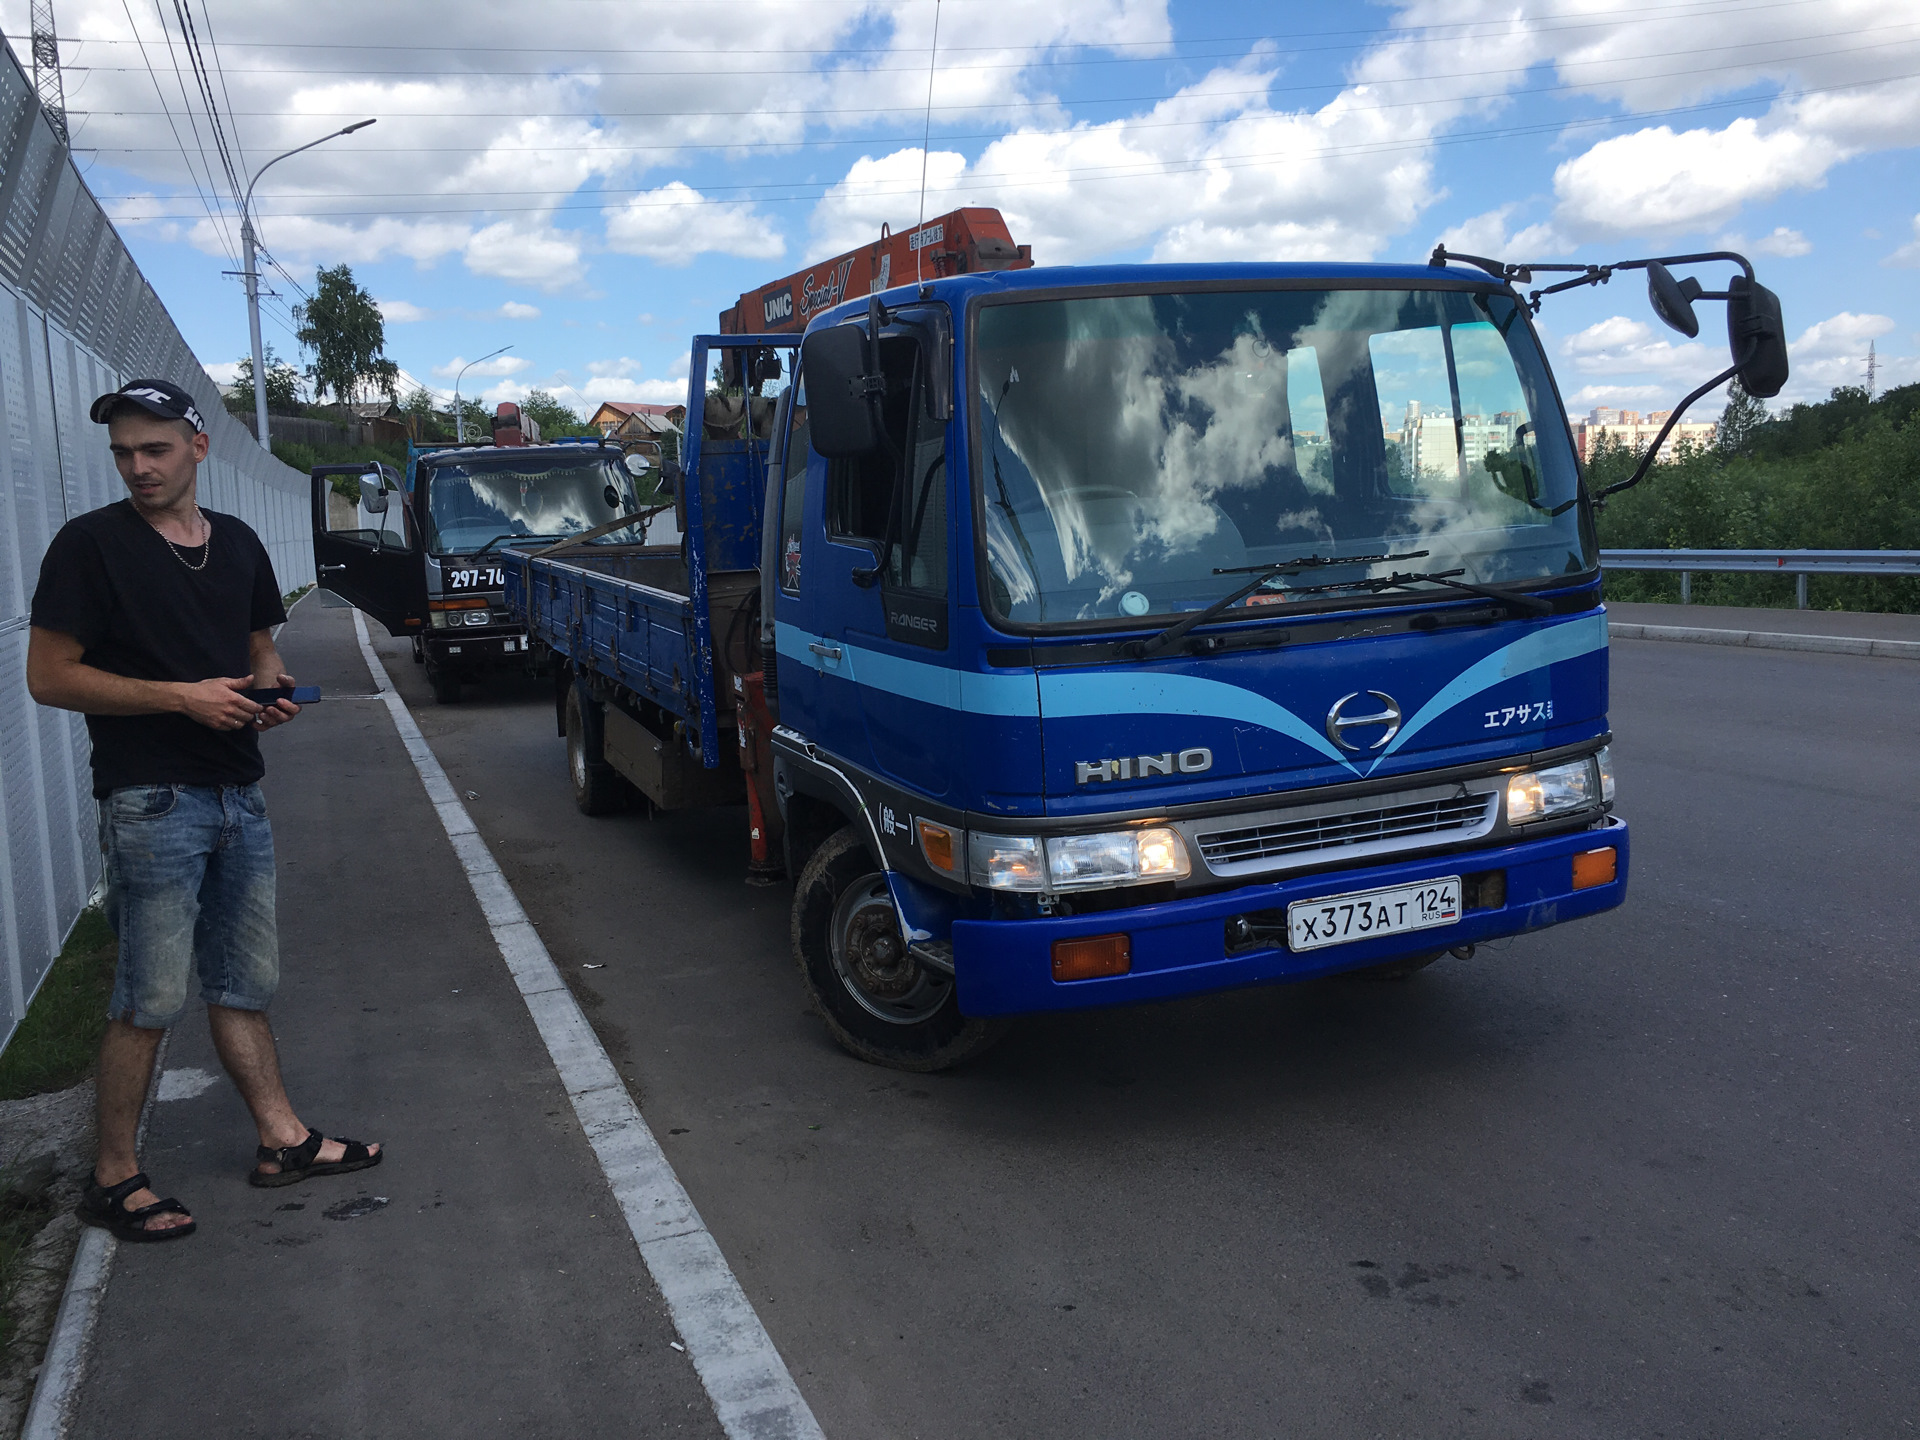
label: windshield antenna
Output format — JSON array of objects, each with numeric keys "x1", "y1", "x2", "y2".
[{"x1": 915, "y1": 0, "x2": 941, "y2": 288}]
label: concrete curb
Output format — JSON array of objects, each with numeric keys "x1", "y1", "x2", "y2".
[
  {"x1": 1609, "y1": 623, "x2": 1920, "y2": 660},
  {"x1": 21, "y1": 1032, "x2": 170, "y2": 1440}
]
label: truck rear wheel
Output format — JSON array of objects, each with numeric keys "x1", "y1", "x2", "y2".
[
  {"x1": 429, "y1": 663, "x2": 460, "y2": 705},
  {"x1": 790, "y1": 827, "x2": 1005, "y2": 1072},
  {"x1": 565, "y1": 688, "x2": 626, "y2": 816}
]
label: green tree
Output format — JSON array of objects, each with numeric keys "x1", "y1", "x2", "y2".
[
  {"x1": 294, "y1": 264, "x2": 399, "y2": 415},
  {"x1": 519, "y1": 389, "x2": 592, "y2": 438},
  {"x1": 1715, "y1": 379, "x2": 1768, "y2": 456},
  {"x1": 228, "y1": 345, "x2": 304, "y2": 416}
]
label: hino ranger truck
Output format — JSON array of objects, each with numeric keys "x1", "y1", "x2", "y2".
[{"x1": 506, "y1": 245, "x2": 1786, "y2": 1070}]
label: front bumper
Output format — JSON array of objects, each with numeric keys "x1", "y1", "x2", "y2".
[
  {"x1": 951, "y1": 816, "x2": 1628, "y2": 1016},
  {"x1": 428, "y1": 629, "x2": 534, "y2": 664}
]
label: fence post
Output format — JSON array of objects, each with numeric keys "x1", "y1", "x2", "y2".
[
  {"x1": 1796, "y1": 572, "x2": 1807, "y2": 609},
  {"x1": 1680, "y1": 572, "x2": 1690, "y2": 604}
]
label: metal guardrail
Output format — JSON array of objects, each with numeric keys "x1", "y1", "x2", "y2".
[{"x1": 1600, "y1": 549, "x2": 1920, "y2": 608}]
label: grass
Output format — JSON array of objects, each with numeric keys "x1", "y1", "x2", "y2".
[{"x1": 0, "y1": 907, "x2": 116, "y2": 1104}]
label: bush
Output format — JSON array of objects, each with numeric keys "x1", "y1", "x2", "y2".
[{"x1": 1593, "y1": 386, "x2": 1920, "y2": 613}]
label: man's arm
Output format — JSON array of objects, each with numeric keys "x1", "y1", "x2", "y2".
[
  {"x1": 27, "y1": 626, "x2": 264, "y2": 730},
  {"x1": 248, "y1": 628, "x2": 300, "y2": 729}
]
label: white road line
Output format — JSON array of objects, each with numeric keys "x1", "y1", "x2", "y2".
[{"x1": 351, "y1": 611, "x2": 825, "y2": 1440}]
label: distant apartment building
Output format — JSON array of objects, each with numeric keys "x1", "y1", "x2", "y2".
[
  {"x1": 1572, "y1": 407, "x2": 1716, "y2": 464},
  {"x1": 1385, "y1": 403, "x2": 1527, "y2": 485}
]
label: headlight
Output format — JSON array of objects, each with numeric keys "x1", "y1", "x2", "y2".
[
  {"x1": 430, "y1": 611, "x2": 450, "y2": 629},
  {"x1": 970, "y1": 828, "x2": 1190, "y2": 892},
  {"x1": 1506, "y1": 757, "x2": 1601, "y2": 824}
]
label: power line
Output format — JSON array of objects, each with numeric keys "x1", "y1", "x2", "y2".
[
  {"x1": 115, "y1": 0, "x2": 236, "y2": 269},
  {"x1": 13, "y1": 0, "x2": 1831, "y2": 62},
  {"x1": 93, "y1": 71, "x2": 1913, "y2": 224}
]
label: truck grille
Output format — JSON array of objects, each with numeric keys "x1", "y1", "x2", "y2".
[{"x1": 1197, "y1": 792, "x2": 1495, "y2": 870}]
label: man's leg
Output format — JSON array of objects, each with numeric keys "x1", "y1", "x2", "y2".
[
  {"x1": 200, "y1": 785, "x2": 379, "y2": 1176},
  {"x1": 207, "y1": 1006, "x2": 378, "y2": 1172},
  {"x1": 93, "y1": 1019, "x2": 191, "y2": 1233}
]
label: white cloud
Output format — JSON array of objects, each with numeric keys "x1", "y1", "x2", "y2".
[
  {"x1": 498, "y1": 301, "x2": 542, "y2": 320},
  {"x1": 377, "y1": 299, "x2": 430, "y2": 323},
  {"x1": 1436, "y1": 205, "x2": 1567, "y2": 260},
  {"x1": 1791, "y1": 311, "x2": 1895, "y2": 359},
  {"x1": 1561, "y1": 316, "x2": 1714, "y2": 378},
  {"x1": 1735, "y1": 227, "x2": 1814, "y2": 259},
  {"x1": 1563, "y1": 383, "x2": 1671, "y2": 412},
  {"x1": 464, "y1": 223, "x2": 588, "y2": 291},
  {"x1": 586, "y1": 356, "x2": 641, "y2": 379},
  {"x1": 1885, "y1": 215, "x2": 1920, "y2": 268},
  {"x1": 430, "y1": 353, "x2": 532, "y2": 381},
  {"x1": 1776, "y1": 312, "x2": 1915, "y2": 400},
  {"x1": 204, "y1": 360, "x2": 242, "y2": 388},
  {"x1": 605, "y1": 183, "x2": 785, "y2": 264},
  {"x1": 1551, "y1": 120, "x2": 1841, "y2": 241}
]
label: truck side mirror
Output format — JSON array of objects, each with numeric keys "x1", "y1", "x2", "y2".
[
  {"x1": 1646, "y1": 261, "x2": 1702, "y2": 338},
  {"x1": 801, "y1": 324, "x2": 881, "y2": 457},
  {"x1": 358, "y1": 474, "x2": 389, "y2": 514},
  {"x1": 1726, "y1": 275, "x2": 1789, "y2": 399}
]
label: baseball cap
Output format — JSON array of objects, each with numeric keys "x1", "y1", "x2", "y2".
[{"x1": 89, "y1": 378, "x2": 206, "y2": 433}]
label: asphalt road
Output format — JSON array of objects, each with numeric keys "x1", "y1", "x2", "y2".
[{"x1": 372, "y1": 624, "x2": 1919, "y2": 1440}]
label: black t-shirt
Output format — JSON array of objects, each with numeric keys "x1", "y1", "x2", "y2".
[{"x1": 30, "y1": 500, "x2": 288, "y2": 797}]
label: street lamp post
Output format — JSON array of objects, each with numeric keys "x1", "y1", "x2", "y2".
[
  {"x1": 239, "y1": 118, "x2": 376, "y2": 454},
  {"x1": 454, "y1": 344, "x2": 513, "y2": 443}
]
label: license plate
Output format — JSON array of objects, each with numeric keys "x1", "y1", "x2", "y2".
[
  {"x1": 444, "y1": 564, "x2": 505, "y2": 593},
  {"x1": 1286, "y1": 876, "x2": 1461, "y2": 952}
]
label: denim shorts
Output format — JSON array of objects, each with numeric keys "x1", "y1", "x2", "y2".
[{"x1": 100, "y1": 783, "x2": 279, "y2": 1028}]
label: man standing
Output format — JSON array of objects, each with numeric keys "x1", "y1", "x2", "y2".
[{"x1": 26, "y1": 379, "x2": 381, "y2": 1242}]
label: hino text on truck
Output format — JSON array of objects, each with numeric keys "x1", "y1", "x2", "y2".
[{"x1": 468, "y1": 207, "x2": 1791, "y2": 1070}]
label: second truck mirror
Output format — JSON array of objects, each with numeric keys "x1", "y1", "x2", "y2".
[
  {"x1": 801, "y1": 324, "x2": 880, "y2": 458},
  {"x1": 1646, "y1": 261, "x2": 1702, "y2": 338},
  {"x1": 358, "y1": 474, "x2": 389, "y2": 513},
  {"x1": 1727, "y1": 275, "x2": 1789, "y2": 399}
]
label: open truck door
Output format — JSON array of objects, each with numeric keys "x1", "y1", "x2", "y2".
[{"x1": 310, "y1": 462, "x2": 426, "y2": 637}]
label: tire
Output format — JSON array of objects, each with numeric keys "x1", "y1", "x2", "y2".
[
  {"x1": 429, "y1": 663, "x2": 460, "y2": 705},
  {"x1": 1345, "y1": 949, "x2": 1445, "y2": 982},
  {"x1": 565, "y1": 688, "x2": 626, "y2": 816},
  {"x1": 410, "y1": 636, "x2": 425, "y2": 665},
  {"x1": 790, "y1": 827, "x2": 1005, "y2": 1071}
]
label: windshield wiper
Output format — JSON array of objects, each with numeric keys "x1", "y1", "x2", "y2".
[
  {"x1": 467, "y1": 531, "x2": 544, "y2": 558},
  {"x1": 1130, "y1": 549, "x2": 1430, "y2": 661},
  {"x1": 1286, "y1": 568, "x2": 1554, "y2": 616}
]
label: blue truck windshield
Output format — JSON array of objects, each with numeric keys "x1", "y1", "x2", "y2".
[
  {"x1": 973, "y1": 287, "x2": 1593, "y2": 625},
  {"x1": 422, "y1": 453, "x2": 648, "y2": 557}
]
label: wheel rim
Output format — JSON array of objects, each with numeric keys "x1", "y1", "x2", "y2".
[{"x1": 828, "y1": 873, "x2": 951, "y2": 1026}]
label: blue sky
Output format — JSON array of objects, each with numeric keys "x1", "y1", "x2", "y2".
[{"x1": 12, "y1": 0, "x2": 1918, "y2": 420}]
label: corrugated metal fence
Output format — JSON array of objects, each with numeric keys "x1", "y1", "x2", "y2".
[{"x1": 0, "y1": 39, "x2": 314, "y2": 1053}]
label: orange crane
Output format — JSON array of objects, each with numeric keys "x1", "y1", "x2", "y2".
[{"x1": 719, "y1": 206, "x2": 1032, "y2": 336}]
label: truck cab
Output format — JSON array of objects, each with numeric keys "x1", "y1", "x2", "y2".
[{"x1": 313, "y1": 436, "x2": 664, "y2": 702}]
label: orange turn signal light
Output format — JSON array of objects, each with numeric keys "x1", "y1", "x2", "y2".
[
  {"x1": 918, "y1": 820, "x2": 958, "y2": 874},
  {"x1": 1051, "y1": 933, "x2": 1131, "y2": 982},
  {"x1": 429, "y1": 596, "x2": 489, "y2": 611},
  {"x1": 1572, "y1": 847, "x2": 1617, "y2": 890}
]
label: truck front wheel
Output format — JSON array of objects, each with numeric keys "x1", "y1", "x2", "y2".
[
  {"x1": 791, "y1": 827, "x2": 1004, "y2": 1072},
  {"x1": 565, "y1": 688, "x2": 626, "y2": 816}
]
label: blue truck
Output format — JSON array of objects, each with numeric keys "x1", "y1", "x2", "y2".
[
  {"x1": 313, "y1": 402, "x2": 668, "y2": 703},
  {"x1": 507, "y1": 249, "x2": 1785, "y2": 1070}
]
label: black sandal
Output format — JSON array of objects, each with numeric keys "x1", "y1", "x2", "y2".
[
  {"x1": 77, "y1": 1173, "x2": 196, "y2": 1243},
  {"x1": 249, "y1": 1128, "x2": 382, "y2": 1188}
]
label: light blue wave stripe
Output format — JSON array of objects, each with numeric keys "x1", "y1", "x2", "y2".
[
  {"x1": 1379, "y1": 612, "x2": 1609, "y2": 760},
  {"x1": 1037, "y1": 669, "x2": 1357, "y2": 771},
  {"x1": 775, "y1": 614, "x2": 1606, "y2": 770},
  {"x1": 773, "y1": 623, "x2": 1041, "y2": 717}
]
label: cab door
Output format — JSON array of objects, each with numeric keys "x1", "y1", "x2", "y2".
[{"x1": 311, "y1": 463, "x2": 426, "y2": 637}]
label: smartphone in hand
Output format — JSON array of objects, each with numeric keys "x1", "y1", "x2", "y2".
[{"x1": 241, "y1": 686, "x2": 321, "y2": 706}]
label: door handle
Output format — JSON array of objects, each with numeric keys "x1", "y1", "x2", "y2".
[
  {"x1": 807, "y1": 642, "x2": 842, "y2": 662},
  {"x1": 319, "y1": 564, "x2": 346, "y2": 573}
]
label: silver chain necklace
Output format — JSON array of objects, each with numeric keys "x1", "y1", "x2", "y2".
[{"x1": 155, "y1": 507, "x2": 211, "y2": 571}]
